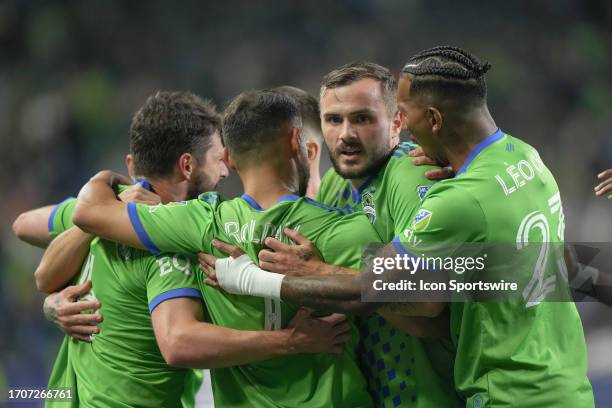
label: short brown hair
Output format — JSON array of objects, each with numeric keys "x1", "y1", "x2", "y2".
[
  {"x1": 320, "y1": 62, "x2": 397, "y2": 116},
  {"x1": 129, "y1": 91, "x2": 221, "y2": 178},
  {"x1": 222, "y1": 90, "x2": 301, "y2": 161},
  {"x1": 272, "y1": 86, "x2": 321, "y2": 143}
]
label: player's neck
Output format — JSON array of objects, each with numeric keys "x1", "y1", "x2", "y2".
[
  {"x1": 241, "y1": 166, "x2": 299, "y2": 209},
  {"x1": 306, "y1": 167, "x2": 320, "y2": 199},
  {"x1": 446, "y1": 109, "x2": 498, "y2": 173},
  {"x1": 138, "y1": 176, "x2": 187, "y2": 204}
]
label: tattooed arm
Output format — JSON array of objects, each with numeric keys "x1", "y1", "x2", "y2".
[{"x1": 203, "y1": 239, "x2": 444, "y2": 317}]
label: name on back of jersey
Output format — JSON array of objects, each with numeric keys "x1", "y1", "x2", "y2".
[
  {"x1": 494, "y1": 151, "x2": 546, "y2": 196},
  {"x1": 224, "y1": 220, "x2": 301, "y2": 244}
]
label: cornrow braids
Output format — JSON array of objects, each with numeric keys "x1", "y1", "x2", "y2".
[
  {"x1": 402, "y1": 46, "x2": 491, "y2": 79},
  {"x1": 401, "y1": 46, "x2": 491, "y2": 107}
]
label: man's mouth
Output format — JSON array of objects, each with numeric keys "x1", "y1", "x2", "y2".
[{"x1": 338, "y1": 146, "x2": 363, "y2": 160}]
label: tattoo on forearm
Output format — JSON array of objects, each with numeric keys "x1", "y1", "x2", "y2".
[{"x1": 281, "y1": 275, "x2": 362, "y2": 312}]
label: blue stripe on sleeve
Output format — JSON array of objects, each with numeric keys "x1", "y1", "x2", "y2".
[
  {"x1": 47, "y1": 197, "x2": 75, "y2": 234},
  {"x1": 391, "y1": 236, "x2": 439, "y2": 272},
  {"x1": 48, "y1": 204, "x2": 61, "y2": 233},
  {"x1": 392, "y1": 236, "x2": 412, "y2": 256},
  {"x1": 127, "y1": 202, "x2": 161, "y2": 255},
  {"x1": 149, "y1": 288, "x2": 203, "y2": 313}
]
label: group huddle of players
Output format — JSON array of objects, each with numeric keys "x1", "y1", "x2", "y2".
[{"x1": 13, "y1": 45, "x2": 610, "y2": 407}]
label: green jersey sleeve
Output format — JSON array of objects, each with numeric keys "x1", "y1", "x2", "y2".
[
  {"x1": 319, "y1": 213, "x2": 382, "y2": 269},
  {"x1": 127, "y1": 192, "x2": 219, "y2": 255},
  {"x1": 48, "y1": 197, "x2": 77, "y2": 238},
  {"x1": 386, "y1": 147, "x2": 437, "y2": 238},
  {"x1": 49, "y1": 184, "x2": 133, "y2": 239},
  {"x1": 146, "y1": 253, "x2": 203, "y2": 313}
]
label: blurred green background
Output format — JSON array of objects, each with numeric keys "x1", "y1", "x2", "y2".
[{"x1": 1, "y1": 1, "x2": 611, "y2": 406}]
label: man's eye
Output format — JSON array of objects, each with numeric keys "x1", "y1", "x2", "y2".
[
  {"x1": 356, "y1": 114, "x2": 370, "y2": 124},
  {"x1": 326, "y1": 116, "x2": 342, "y2": 125}
]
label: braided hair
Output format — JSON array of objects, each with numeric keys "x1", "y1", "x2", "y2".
[{"x1": 401, "y1": 46, "x2": 491, "y2": 107}]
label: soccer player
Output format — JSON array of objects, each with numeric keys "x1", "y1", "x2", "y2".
[
  {"x1": 18, "y1": 91, "x2": 346, "y2": 407},
  {"x1": 262, "y1": 62, "x2": 459, "y2": 407},
  {"x1": 71, "y1": 90, "x2": 378, "y2": 407},
  {"x1": 206, "y1": 47, "x2": 595, "y2": 407},
  {"x1": 272, "y1": 86, "x2": 324, "y2": 198}
]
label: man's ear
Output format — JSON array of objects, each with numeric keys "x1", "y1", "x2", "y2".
[
  {"x1": 305, "y1": 140, "x2": 319, "y2": 162},
  {"x1": 391, "y1": 110, "x2": 403, "y2": 146},
  {"x1": 224, "y1": 148, "x2": 237, "y2": 170},
  {"x1": 427, "y1": 107, "x2": 443, "y2": 134},
  {"x1": 178, "y1": 153, "x2": 194, "y2": 180},
  {"x1": 391, "y1": 110, "x2": 403, "y2": 135},
  {"x1": 125, "y1": 154, "x2": 135, "y2": 179}
]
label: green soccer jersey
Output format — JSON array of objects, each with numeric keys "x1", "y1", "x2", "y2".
[
  {"x1": 46, "y1": 198, "x2": 80, "y2": 408},
  {"x1": 128, "y1": 193, "x2": 380, "y2": 408},
  {"x1": 45, "y1": 189, "x2": 204, "y2": 408},
  {"x1": 395, "y1": 130, "x2": 594, "y2": 407},
  {"x1": 318, "y1": 141, "x2": 460, "y2": 408},
  {"x1": 317, "y1": 168, "x2": 361, "y2": 213}
]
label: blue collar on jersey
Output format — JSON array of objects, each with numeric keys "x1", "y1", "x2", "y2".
[
  {"x1": 241, "y1": 193, "x2": 300, "y2": 211},
  {"x1": 456, "y1": 128, "x2": 504, "y2": 176},
  {"x1": 133, "y1": 177, "x2": 154, "y2": 192}
]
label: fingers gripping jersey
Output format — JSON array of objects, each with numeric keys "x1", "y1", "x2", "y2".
[
  {"x1": 318, "y1": 142, "x2": 461, "y2": 408},
  {"x1": 396, "y1": 132, "x2": 594, "y2": 407},
  {"x1": 129, "y1": 193, "x2": 380, "y2": 408}
]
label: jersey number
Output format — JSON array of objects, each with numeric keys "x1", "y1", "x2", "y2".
[{"x1": 516, "y1": 193, "x2": 564, "y2": 307}]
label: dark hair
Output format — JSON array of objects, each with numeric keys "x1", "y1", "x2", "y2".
[
  {"x1": 129, "y1": 91, "x2": 221, "y2": 178},
  {"x1": 222, "y1": 90, "x2": 301, "y2": 159},
  {"x1": 271, "y1": 86, "x2": 321, "y2": 143},
  {"x1": 401, "y1": 46, "x2": 491, "y2": 107},
  {"x1": 320, "y1": 62, "x2": 397, "y2": 116}
]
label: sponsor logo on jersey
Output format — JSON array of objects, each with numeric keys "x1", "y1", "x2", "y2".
[
  {"x1": 412, "y1": 209, "x2": 432, "y2": 231},
  {"x1": 361, "y1": 191, "x2": 376, "y2": 224},
  {"x1": 417, "y1": 185, "x2": 431, "y2": 200}
]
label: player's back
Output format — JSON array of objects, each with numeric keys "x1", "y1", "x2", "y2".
[
  {"x1": 71, "y1": 239, "x2": 201, "y2": 408},
  {"x1": 198, "y1": 193, "x2": 378, "y2": 408},
  {"x1": 47, "y1": 188, "x2": 202, "y2": 408},
  {"x1": 421, "y1": 132, "x2": 593, "y2": 407}
]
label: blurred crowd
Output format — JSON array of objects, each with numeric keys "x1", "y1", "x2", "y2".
[{"x1": 1, "y1": 0, "x2": 611, "y2": 405}]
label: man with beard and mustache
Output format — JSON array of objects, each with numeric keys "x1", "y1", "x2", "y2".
[
  {"x1": 257, "y1": 62, "x2": 461, "y2": 407},
  {"x1": 204, "y1": 49, "x2": 594, "y2": 407},
  {"x1": 69, "y1": 89, "x2": 379, "y2": 407},
  {"x1": 15, "y1": 91, "x2": 348, "y2": 407}
]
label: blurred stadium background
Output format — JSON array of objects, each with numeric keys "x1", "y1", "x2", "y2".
[{"x1": 1, "y1": 1, "x2": 611, "y2": 406}]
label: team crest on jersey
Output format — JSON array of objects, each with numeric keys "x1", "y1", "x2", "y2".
[
  {"x1": 417, "y1": 185, "x2": 431, "y2": 200},
  {"x1": 117, "y1": 244, "x2": 134, "y2": 261},
  {"x1": 361, "y1": 191, "x2": 376, "y2": 224},
  {"x1": 412, "y1": 209, "x2": 432, "y2": 231}
]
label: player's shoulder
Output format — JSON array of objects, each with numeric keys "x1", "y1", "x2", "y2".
[
  {"x1": 296, "y1": 196, "x2": 352, "y2": 216},
  {"x1": 422, "y1": 177, "x2": 484, "y2": 214},
  {"x1": 385, "y1": 142, "x2": 436, "y2": 183}
]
